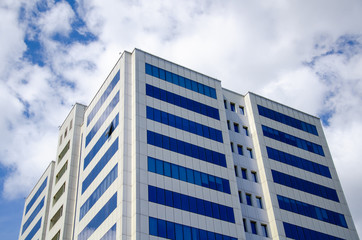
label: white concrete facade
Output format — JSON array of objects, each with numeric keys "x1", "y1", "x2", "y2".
[{"x1": 19, "y1": 49, "x2": 359, "y2": 240}]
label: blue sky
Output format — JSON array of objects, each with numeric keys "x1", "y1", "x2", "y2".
[{"x1": 1, "y1": 0, "x2": 362, "y2": 239}]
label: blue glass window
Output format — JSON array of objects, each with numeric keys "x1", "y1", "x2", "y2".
[
  {"x1": 147, "y1": 131, "x2": 226, "y2": 167},
  {"x1": 84, "y1": 114, "x2": 119, "y2": 170},
  {"x1": 251, "y1": 221, "x2": 257, "y2": 234},
  {"x1": 24, "y1": 217, "x2": 42, "y2": 240},
  {"x1": 80, "y1": 164, "x2": 118, "y2": 220},
  {"x1": 233, "y1": 123, "x2": 239, "y2": 133},
  {"x1": 262, "y1": 125, "x2": 324, "y2": 156},
  {"x1": 147, "y1": 106, "x2": 223, "y2": 143},
  {"x1": 87, "y1": 71, "x2": 120, "y2": 126},
  {"x1": 241, "y1": 169, "x2": 247, "y2": 180},
  {"x1": 266, "y1": 147, "x2": 331, "y2": 178},
  {"x1": 86, "y1": 92, "x2": 120, "y2": 147},
  {"x1": 149, "y1": 217, "x2": 237, "y2": 240},
  {"x1": 22, "y1": 197, "x2": 44, "y2": 234},
  {"x1": 230, "y1": 103, "x2": 235, "y2": 112},
  {"x1": 82, "y1": 138, "x2": 118, "y2": 194},
  {"x1": 100, "y1": 224, "x2": 116, "y2": 240},
  {"x1": 246, "y1": 194, "x2": 252, "y2": 206},
  {"x1": 78, "y1": 193, "x2": 117, "y2": 240},
  {"x1": 146, "y1": 84, "x2": 220, "y2": 120},
  {"x1": 258, "y1": 105, "x2": 318, "y2": 136},
  {"x1": 283, "y1": 222, "x2": 344, "y2": 240},
  {"x1": 148, "y1": 157, "x2": 230, "y2": 194},
  {"x1": 237, "y1": 145, "x2": 243, "y2": 155},
  {"x1": 25, "y1": 177, "x2": 47, "y2": 214},
  {"x1": 271, "y1": 170, "x2": 339, "y2": 202},
  {"x1": 145, "y1": 63, "x2": 217, "y2": 99},
  {"x1": 277, "y1": 195, "x2": 347, "y2": 228},
  {"x1": 148, "y1": 186, "x2": 235, "y2": 223}
]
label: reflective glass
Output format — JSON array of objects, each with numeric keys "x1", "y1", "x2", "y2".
[
  {"x1": 87, "y1": 71, "x2": 120, "y2": 126},
  {"x1": 147, "y1": 131, "x2": 226, "y2": 167},
  {"x1": 272, "y1": 170, "x2": 339, "y2": 202},
  {"x1": 146, "y1": 84, "x2": 219, "y2": 120},
  {"x1": 258, "y1": 105, "x2": 318, "y2": 136},
  {"x1": 25, "y1": 177, "x2": 47, "y2": 214},
  {"x1": 266, "y1": 147, "x2": 331, "y2": 178},
  {"x1": 262, "y1": 125, "x2": 324, "y2": 156}
]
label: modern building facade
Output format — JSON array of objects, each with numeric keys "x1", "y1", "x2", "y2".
[{"x1": 19, "y1": 49, "x2": 359, "y2": 240}]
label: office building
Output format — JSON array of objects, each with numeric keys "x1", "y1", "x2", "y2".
[{"x1": 19, "y1": 49, "x2": 359, "y2": 240}]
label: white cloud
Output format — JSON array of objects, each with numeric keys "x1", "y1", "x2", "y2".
[{"x1": 38, "y1": 1, "x2": 75, "y2": 37}]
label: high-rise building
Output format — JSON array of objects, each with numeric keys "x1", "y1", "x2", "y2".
[{"x1": 18, "y1": 49, "x2": 359, "y2": 240}]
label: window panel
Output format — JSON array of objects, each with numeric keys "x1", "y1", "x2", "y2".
[
  {"x1": 78, "y1": 193, "x2": 117, "y2": 240},
  {"x1": 283, "y1": 222, "x2": 344, "y2": 240},
  {"x1": 86, "y1": 92, "x2": 120, "y2": 147},
  {"x1": 82, "y1": 138, "x2": 119, "y2": 194},
  {"x1": 148, "y1": 186, "x2": 234, "y2": 223},
  {"x1": 262, "y1": 125, "x2": 324, "y2": 156},
  {"x1": 272, "y1": 170, "x2": 339, "y2": 202},
  {"x1": 146, "y1": 84, "x2": 220, "y2": 120},
  {"x1": 146, "y1": 63, "x2": 217, "y2": 99},
  {"x1": 147, "y1": 131, "x2": 226, "y2": 167},
  {"x1": 266, "y1": 147, "x2": 331, "y2": 178},
  {"x1": 258, "y1": 105, "x2": 318, "y2": 136},
  {"x1": 87, "y1": 71, "x2": 119, "y2": 126},
  {"x1": 278, "y1": 195, "x2": 347, "y2": 227},
  {"x1": 25, "y1": 177, "x2": 47, "y2": 215}
]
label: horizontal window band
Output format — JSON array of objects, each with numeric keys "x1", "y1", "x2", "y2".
[
  {"x1": 148, "y1": 156, "x2": 230, "y2": 194},
  {"x1": 145, "y1": 63, "x2": 217, "y2": 99},
  {"x1": 266, "y1": 146, "x2": 331, "y2": 178},
  {"x1": 147, "y1": 130, "x2": 226, "y2": 167},
  {"x1": 258, "y1": 105, "x2": 318, "y2": 136},
  {"x1": 262, "y1": 125, "x2": 324, "y2": 156},
  {"x1": 147, "y1": 106, "x2": 223, "y2": 143},
  {"x1": 146, "y1": 84, "x2": 220, "y2": 120}
]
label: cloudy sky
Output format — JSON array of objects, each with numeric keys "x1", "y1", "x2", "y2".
[{"x1": 1, "y1": 0, "x2": 362, "y2": 239}]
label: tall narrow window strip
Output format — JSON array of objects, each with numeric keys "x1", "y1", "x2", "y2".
[
  {"x1": 145, "y1": 63, "x2": 217, "y2": 99},
  {"x1": 87, "y1": 71, "x2": 120, "y2": 126},
  {"x1": 78, "y1": 193, "x2": 117, "y2": 240},
  {"x1": 80, "y1": 164, "x2": 118, "y2": 220},
  {"x1": 266, "y1": 146, "x2": 331, "y2": 178},
  {"x1": 82, "y1": 138, "x2": 119, "y2": 194},
  {"x1": 147, "y1": 130, "x2": 227, "y2": 167},
  {"x1": 146, "y1": 106, "x2": 223, "y2": 143},
  {"x1": 262, "y1": 125, "x2": 325, "y2": 156},
  {"x1": 86, "y1": 92, "x2": 120, "y2": 147},
  {"x1": 25, "y1": 177, "x2": 47, "y2": 215},
  {"x1": 84, "y1": 114, "x2": 119, "y2": 170},
  {"x1": 271, "y1": 170, "x2": 339, "y2": 202},
  {"x1": 258, "y1": 105, "x2": 318, "y2": 136},
  {"x1": 146, "y1": 84, "x2": 220, "y2": 120},
  {"x1": 147, "y1": 157, "x2": 230, "y2": 194}
]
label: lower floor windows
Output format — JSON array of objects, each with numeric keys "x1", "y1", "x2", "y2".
[
  {"x1": 283, "y1": 222, "x2": 344, "y2": 240},
  {"x1": 149, "y1": 217, "x2": 237, "y2": 240},
  {"x1": 148, "y1": 185, "x2": 235, "y2": 223},
  {"x1": 148, "y1": 157, "x2": 230, "y2": 194}
]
